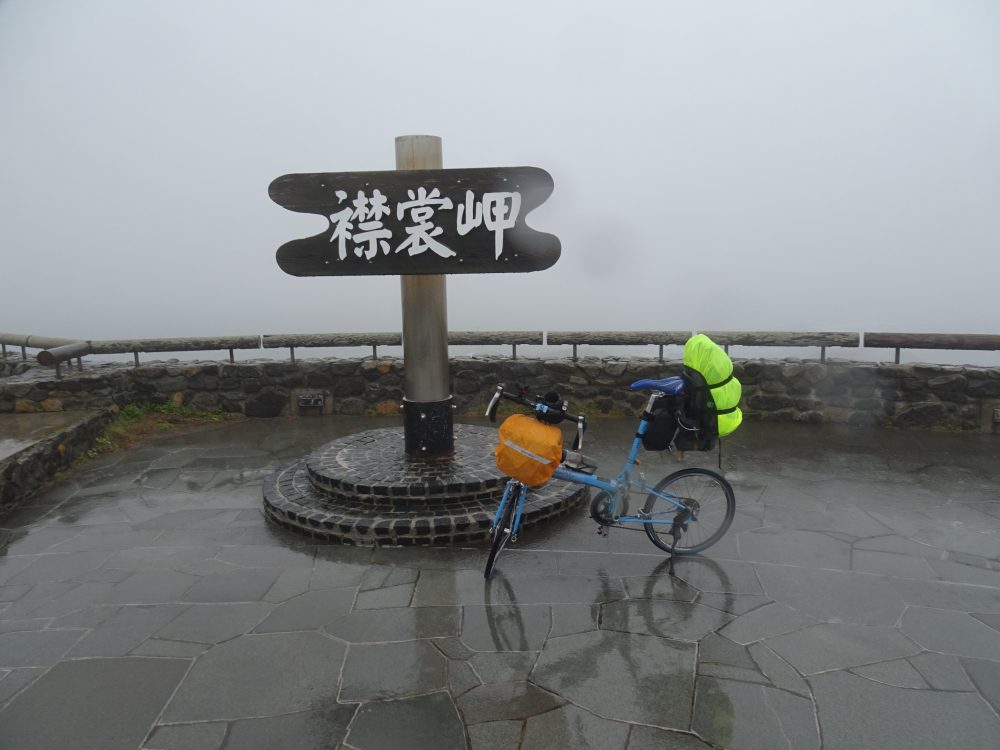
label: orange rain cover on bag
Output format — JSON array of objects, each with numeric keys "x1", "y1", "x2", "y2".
[{"x1": 495, "y1": 414, "x2": 563, "y2": 486}]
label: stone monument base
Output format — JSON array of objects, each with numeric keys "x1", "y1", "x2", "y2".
[{"x1": 263, "y1": 424, "x2": 588, "y2": 546}]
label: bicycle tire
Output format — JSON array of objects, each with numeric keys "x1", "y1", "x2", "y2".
[
  {"x1": 642, "y1": 467, "x2": 735, "y2": 554},
  {"x1": 484, "y1": 486, "x2": 518, "y2": 579}
]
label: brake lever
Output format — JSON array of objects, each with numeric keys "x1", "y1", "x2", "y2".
[
  {"x1": 573, "y1": 415, "x2": 586, "y2": 451},
  {"x1": 486, "y1": 385, "x2": 504, "y2": 422}
]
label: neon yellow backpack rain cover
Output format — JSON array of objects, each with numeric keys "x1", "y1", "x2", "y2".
[{"x1": 683, "y1": 334, "x2": 743, "y2": 437}]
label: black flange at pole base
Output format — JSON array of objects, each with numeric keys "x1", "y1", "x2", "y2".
[{"x1": 402, "y1": 397, "x2": 455, "y2": 458}]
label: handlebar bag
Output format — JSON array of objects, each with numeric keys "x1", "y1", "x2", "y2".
[{"x1": 495, "y1": 414, "x2": 563, "y2": 486}]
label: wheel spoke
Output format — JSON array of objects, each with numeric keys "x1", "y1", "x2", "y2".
[{"x1": 643, "y1": 468, "x2": 735, "y2": 555}]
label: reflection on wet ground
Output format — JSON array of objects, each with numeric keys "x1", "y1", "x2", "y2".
[{"x1": 0, "y1": 416, "x2": 997, "y2": 749}]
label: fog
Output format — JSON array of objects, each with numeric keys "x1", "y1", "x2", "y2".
[{"x1": 1, "y1": 1, "x2": 998, "y2": 364}]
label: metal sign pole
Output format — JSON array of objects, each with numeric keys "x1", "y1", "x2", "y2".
[{"x1": 395, "y1": 135, "x2": 454, "y2": 457}]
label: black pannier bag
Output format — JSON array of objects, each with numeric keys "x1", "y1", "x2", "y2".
[
  {"x1": 641, "y1": 395, "x2": 680, "y2": 451},
  {"x1": 674, "y1": 366, "x2": 719, "y2": 452},
  {"x1": 640, "y1": 369, "x2": 719, "y2": 453}
]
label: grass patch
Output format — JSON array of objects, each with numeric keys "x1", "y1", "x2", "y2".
[{"x1": 85, "y1": 402, "x2": 240, "y2": 458}]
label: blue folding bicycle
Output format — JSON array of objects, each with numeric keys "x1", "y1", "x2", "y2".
[{"x1": 484, "y1": 379, "x2": 736, "y2": 579}]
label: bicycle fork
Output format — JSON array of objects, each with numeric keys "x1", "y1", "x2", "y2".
[{"x1": 492, "y1": 481, "x2": 526, "y2": 542}]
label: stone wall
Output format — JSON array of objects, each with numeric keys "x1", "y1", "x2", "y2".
[
  {"x1": 0, "y1": 409, "x2": 116, "y2": 508},
  {"x1": 1, "y1": 357, "x2": 999, "y2": 432}
]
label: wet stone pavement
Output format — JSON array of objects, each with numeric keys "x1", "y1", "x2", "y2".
[{"x1": 0, "y1": 415, "x2": 998, "y2": 749}]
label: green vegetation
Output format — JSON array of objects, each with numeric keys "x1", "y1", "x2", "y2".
[
  {"x1": 85, "y1": 402, "x2": 237, "y2": 458},
  {"x1": 88, "y1": 436, "x2": 113, "y2": 456}
]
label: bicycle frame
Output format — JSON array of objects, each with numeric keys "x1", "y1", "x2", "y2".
[
  {"x1": 552, "y1": 393, "x2": 688, "y2": 527},
  {"x1": 492, "y1": 391, "x2": 689, "y2": 536}
]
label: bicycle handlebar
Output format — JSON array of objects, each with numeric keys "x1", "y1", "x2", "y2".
[{"x1": 485, "y1": 384, "x2": 588, "y2": 451}]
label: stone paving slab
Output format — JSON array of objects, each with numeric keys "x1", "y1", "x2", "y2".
[
  {"x1": 0, "y1": 416, "x2": 997, "y2": 748},
  {"x1": 0, "y1": 657, "x2": 189, "y2": 750},
  {"x1": 811, "y1": 670, "x2": 1000, "y2": 750}
]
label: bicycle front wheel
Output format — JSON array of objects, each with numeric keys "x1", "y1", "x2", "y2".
[
  {"x1": 484, "y1": 485, "x2": 518, "y2": 579},
  {"x1": 643, "y1": 468, "x2": 735, "y2": 555}
]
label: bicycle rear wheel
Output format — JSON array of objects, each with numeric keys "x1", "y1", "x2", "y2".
[
  {"x1": 484, "y1": 483, "x2": 518, "y2": 579},
  {"x1": 643, "y1": 468, "x2": 735, "y2": 554}
]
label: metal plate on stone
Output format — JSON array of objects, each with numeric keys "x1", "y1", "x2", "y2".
[{"x1": 269, "y1": 167, "x2": 559, "y2": 276}]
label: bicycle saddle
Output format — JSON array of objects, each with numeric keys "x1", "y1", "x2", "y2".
[{"x1": 629, "y1": 375, "x2": 684, "y2": 394}]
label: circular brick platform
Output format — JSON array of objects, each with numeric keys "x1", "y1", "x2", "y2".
[{"x1": 263, "y1": 424, "x2": 588, "y2": 545}]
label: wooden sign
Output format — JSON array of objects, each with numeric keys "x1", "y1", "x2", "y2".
[{"x1": 269, "y1": 167, "x2": 559, "y2": 276}]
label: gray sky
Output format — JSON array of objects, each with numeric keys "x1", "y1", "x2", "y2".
[{"x1": 1, "y1": 0, "x2": 998, "y2": 347}]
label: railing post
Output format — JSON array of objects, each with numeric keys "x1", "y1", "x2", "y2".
[
  {"x1": 290, "y1": 347, "x2": 296, "y2": 363},
  {"x1": 1, "y1": 343, "x2": 6, "y2": 359},
  {"x1": 895, "y1": 348, "x2": 901, "y2": 364},
  {"x1": 372, "y1": 344, "x2": 378, "y2": 361},
  {"x1": 55, "y1": 362, "x2": 62, "y2": 379},
  {"x1": 133, "y1": 351, "x2": 139, "y2": 367},
  {"x1": 21, "y1": 345, "x2": 27, "y2": 360},
  {"x1": 229, "y1": 348, "x2": 235, "y2": 364},
  {"x1": 76, "y1": 357, "x2": 83, "y2": 371},
  {"x1": 572, "y1": 343, "x2": 578, "y2": 361},
  {"x1": 820, "y1": 346, "x2": 826, "y2": 363},
  {"x1": 659, "y1": 344, "x2": 664, "y2": 363},
  {"x1": 512, "y1": 343, "x2": 517, "y2": 360}
]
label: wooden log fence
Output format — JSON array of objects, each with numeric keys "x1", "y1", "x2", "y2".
[
  {"x1": 35, "y1": 342, "x2": 94, "y2": 377},
  {"x1": 547, "y1": 331, "x2": 691, "y2": 362},
  {"x1": 698, "y1": 331, "x2": 861, "y2": 363},
  {"x1": 262, "y1": 333, "x2": 402, "y2": 362},
  {"x1": 90, "y1": 337, "x2": 261, "y2": 367},
  {"x1": 0, "y1": 333, "x2": 79, "y2": 362},
  {"x1": 447, "y1": 331, "x2": 543, "y2": 360},
  {"x1": 864, "y1": 333, "x2": 1000, "y2": 364},
  {"x1": 4, "y1": 330, "x2": 997, "y2": 375}
]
